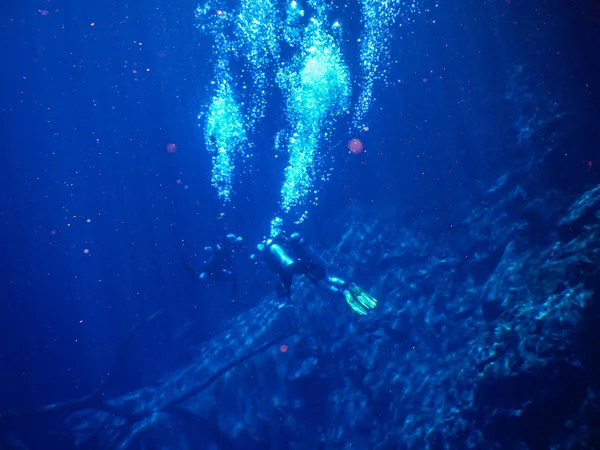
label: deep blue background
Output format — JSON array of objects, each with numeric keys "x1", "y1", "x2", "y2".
[{"x1": 1, "y1": 0, "x2": 598, "y2": 415}]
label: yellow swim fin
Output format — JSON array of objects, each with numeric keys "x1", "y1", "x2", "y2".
[
  {"x1": 344, "y1": 290, "x2": 368, "y2": 315},
  {"x1": 344, "y1": 283, "x2": 377, "y2": 315}
]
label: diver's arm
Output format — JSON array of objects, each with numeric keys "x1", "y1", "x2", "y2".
[{"x1": 199, "y1": 246, "x2": 216, "y2": 273}]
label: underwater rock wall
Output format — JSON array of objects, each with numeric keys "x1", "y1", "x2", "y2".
[
  {"x1": 65, "y1": 183, "x2": 600, "y2": 450},
  {"x1": 64, "y1": 65, "x2": 600, "y2": 449}
]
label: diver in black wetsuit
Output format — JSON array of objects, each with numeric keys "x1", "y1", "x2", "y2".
[
  {"x1": 257, "y1": 232, "x2": 377, "y2": 315},
  {"x1": 186, "y1": 234, "x2": 243, "y2": 298},
  {"x1": 257, "y1": 232, "x2": 325, "y2": 298}
]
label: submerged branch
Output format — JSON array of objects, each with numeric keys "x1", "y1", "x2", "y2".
[
  {"x1": 8, "y1": 311, "x2": 298, "y2": 440},
  {"x1": 163, "y1": 325, "x2": 298, "y2": 410},
  {"x1": 12, "y1": 310, "x2": 166, "y2": 421}
]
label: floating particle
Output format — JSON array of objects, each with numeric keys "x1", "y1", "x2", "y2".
[
  {"x1": 165, "y1": 143, "x2": 177, "y2": 153},
  {"x1": 279, "y1": 344, "x2": 289, "y2": 353},
  {"x1": 348, "y1": 138, "x2": 364, "y2": 154}
]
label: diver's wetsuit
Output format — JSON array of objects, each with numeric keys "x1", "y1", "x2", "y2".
[
  {"x1": 261, "y1": 237, "x2": 301, "y2": 297},
  {"x1": 260, "y1": 233, "x2": 342, "y2": 298}
]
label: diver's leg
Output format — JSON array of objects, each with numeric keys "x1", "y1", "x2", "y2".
[
  {"x1": 184, "y1": 260, "x2": 198, "y2": 278},
  {"x1": 197, "y1": 260, "x2": 215, "y2": 279},
  {"x1": 327, "y1": 276, "x2": 348, "y2": 289},
  {"x1": 184, "y1": 260, "x2": 208, "y2": 279},
  {"x1": 291, "y1": 260, "x2": 327, "y2": 283},
  {"x1": 229, "y1": 272, "x2": 238, "y2": 298},
  {"x1": 317, "y1": 275, "x2": 348, "y2": 293},
  {"x1": 275, "y1": 282, "x2": 287, "y2": 298},
  {"x1": 277, "y1": 273, "x2": 293, "y2": 298}
]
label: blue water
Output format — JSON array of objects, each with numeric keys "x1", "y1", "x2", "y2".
[{"x1": 1, "y1": 0, "x2": 599, "y2": 449}]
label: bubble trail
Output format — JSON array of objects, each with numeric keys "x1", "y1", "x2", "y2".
[
  {"x1": 194, "y1": 0, "x2": 431, "y2": 218},
  {"x1": 203, "y1": 65, "x2": 249, "y2": 202},
  {"x1": 353, "y1": 0, "x2": 425, "y2": 131},
  {"x1": 234, "y1": 0, "x2": 280, "y2": 124},
  {"x1": 276, "y1": 17, "x2": 351, "y2": 227}
]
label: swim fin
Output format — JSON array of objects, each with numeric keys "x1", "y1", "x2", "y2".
[
  {"x1": 344, "y1": 290, "x2": 368, "y2": 315},
  {"x1": 344, "y1": 283, "x2": 377, "y2": 315}
]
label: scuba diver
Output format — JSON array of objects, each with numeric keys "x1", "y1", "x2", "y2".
[
  {"x1": 186, "y1": 234, "x2": 243, "y2": 298},
  {"x1": 256, "y1": 232, "x2": 377, "y2": 315}
]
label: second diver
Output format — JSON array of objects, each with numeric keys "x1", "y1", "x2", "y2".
[{"x1": 186, "y1": 233, "x2": 243, "y2": 299}]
